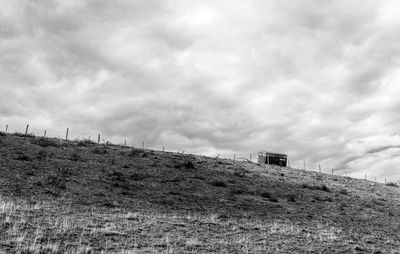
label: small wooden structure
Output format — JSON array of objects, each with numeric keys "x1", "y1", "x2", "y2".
[{"x1": 258, "y1": 151, "x2": 287, "y2": 167}]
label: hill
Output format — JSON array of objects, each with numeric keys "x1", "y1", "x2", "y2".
[{"x1": 0, "y1": 132, "x2": 399, "y2": 253}]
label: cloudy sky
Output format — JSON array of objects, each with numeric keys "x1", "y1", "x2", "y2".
[{"x1": 1, "y1": 0, "x2": 400, "y2": 181}]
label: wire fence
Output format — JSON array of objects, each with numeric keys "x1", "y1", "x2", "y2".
[{"x1": 2, "y1": 123, "x2": 393, "y2": 185}]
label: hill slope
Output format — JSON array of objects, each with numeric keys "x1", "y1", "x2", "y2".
[{"x1": 0, "y1": 132, "x2": 399, "y2": 253}]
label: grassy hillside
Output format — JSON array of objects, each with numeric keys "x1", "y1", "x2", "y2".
[{"x1": 0, "y1": 132, "x2": 399, "y2": 253}]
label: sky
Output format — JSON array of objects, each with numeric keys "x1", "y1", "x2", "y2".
[{"x1": 1, "y1": 0, "x2": 400, "y2": 181}]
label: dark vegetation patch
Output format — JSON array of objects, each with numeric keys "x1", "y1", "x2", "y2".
[
  {"x1": 0, "y1": 132, "x2": 6, "y2": 136},
  {"x1": 77, "y1": 139, "x2": 96, "y2": 146},
  {"x1": 129, "y1": 149, "x2": 144, "y2": 157},
  {"x1": 129, "y1": 172, "x2": 149, "y2": 181},
  {"x1": 174, "y1": 160, "x2": 196, "y2": 169},
  {"x1": 183, "y1": 160, "x2": 195, "y2": 169},
  {"x1": 210, "y1": 180, "x2": 227, "y2": 187},
  {"x1": 15, "y1": 152, "x2": 33, "y2": 161},
  {"x1": 31, "y1": 137, "x2": 59, "y2": 148},
  {"x1": 386, "y1": 182, "x2": 399, "y2": 187},
  {"x1": 233, "y1": 166, "x2": 246, "y2": 177},
  {"x1": 313, "y1": 195, "x2": 333, "y2": 202},
  {"x1": 260, "y1": 192, "x2": 278, "y2": 202},
  {"x1": 36, "y1": 149, "x2": 47, "y2": 160},
  {"x1": 14, "y1": 132, "x2": 35, "y2": 138},
  {"x1": 301, "y1": 183, "x2": 330, "y2": 192},
  {"x1": 287, "y1": 194, "x2": 296, "y2": 202},
  {"x1": 338, "y1": 189, "x2": 348, "y2": 195},
  {"x1": 93, "y1": 146, "x2": 108, "y2": 154},
  {"x1": 70, "y1": 151, "x2": 83, "y2": 161}
]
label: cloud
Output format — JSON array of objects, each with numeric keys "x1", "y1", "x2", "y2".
[{"x1": 1, "y1": 0, "x2": 400, "y2": 180}]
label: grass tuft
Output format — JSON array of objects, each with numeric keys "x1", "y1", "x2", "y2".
[
  {"x1": 302, "y1": 183, "x2": 330, "y2": 192},
  {"x1": 260, "y1": 192, "x2": 278, "y2": 202},
  {"x1": 210, "y1": 180, "x2": 227, "y2": 187}
]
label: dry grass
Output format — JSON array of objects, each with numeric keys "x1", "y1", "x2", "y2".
[
  {"x1": 0, "y1": 134, "x2": 400, "y2": 253},
  {"x1": 0, "y1": 194, "x2": 349, "y2": 253}
]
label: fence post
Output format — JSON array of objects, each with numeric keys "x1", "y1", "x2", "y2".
[
  {"x1": 303, "y1": 160, "x2": 306, "y2": 170},
  {"x1": 365, "y1": 174, "x2": 367, "y2": 181},
  {"x1": 319, "y1": 164, "x2": 321, "y2": 173},
  {"x1": 98, "y1": 134, "x2": 100, "y2": 144},
  {"x1": 65, "y1": 128, "x2": 69, "y2": 140},
  {"x1": 385, "y1": 178, "x2": 387, "y2": 184},
  {"x1": 331, "y1": 168, "x2": 334, "y2": 175},
  {"x1": 124, "y1": 140, "x2": 126, "y2": 146},
  {"x1": 5, "y1": 124, "x2": 8, "y2": 133},
  {"x1": 142, "y1": 141, "x2": 144, "y2": 149},
  {"x1": 25, "y1": 124, "x2": 29, "y2": 136},
  {"x1": 44, "y1": 130, "x2": 46, "y2": 138},
  {"x1": 162, "y1": 146, "x2": 165, "y2": 152},
  {"x1": 250, "y1": 154, "x2": 252, "y2": 162}
]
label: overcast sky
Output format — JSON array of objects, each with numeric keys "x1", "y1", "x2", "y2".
[{"x1": 1, "y1": 0, "x2": 400, "y2": 181}]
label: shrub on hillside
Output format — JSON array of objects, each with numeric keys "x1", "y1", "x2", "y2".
[
  {"x1": 15, "y1": 132, "x2": 35, "y2": 138},
  {"x1": 183, "y1": 160, "x2": 195, "y2": 169},
  {"x1": 287, "y1": 194, "x2": 296, "y2": 202},
  {"x1": 70, "y1": 151, "x2": 82, "y2": 161},
  {"x1": 173, "y1": 160, "x2": 196, "y2": 169},
  {"x1": 210, "y1": 180, "x2": 227, "y2": 187},
  {"x1": 36, "y1": 149, "x2": 47, "y2": 160},
  {"x1": 129, "y1": 149, "x2": 142, "y2": 157},
  {"x1": 302, "y1": 183, "x2": 330, "y2": 192},
  {"x1": 386, "y1": 182, "x2": 399, "y2": 187},
  {"x1": 233, "y1": 166, "x2": 246, "y2": 177},
  {"x1": 77, "y1": 139, "x2": 96, "y2": 146},
  {"x1": 15, "y1": 152, "x2": 33, "y2": 161},
  {"x1": 313, "y1": 195, "x2": 333, "y2": 202},
  {"x1": 0, "y1": 132, "x2": 6, "y2": 136},
  {"x1": 93, "y1": 146, "x2": 108, "y2": 154},
  {"x1": 260, "y1": 192, "x2": 278, "y2": 202},
  {"x1": 230, "y1": 188, "x2": 245, "y2": 195},
  {"x1": 31, "y1": 137, "x2": 59, "y2": 148}
]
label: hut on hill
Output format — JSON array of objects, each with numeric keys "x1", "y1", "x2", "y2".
[{"x1": 258, "y1": 151, "x2": 287, "y2": 167}]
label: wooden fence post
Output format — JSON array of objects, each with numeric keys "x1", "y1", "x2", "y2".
[
  {"x1": 250, "y1": 154, "x2": 252, "y2": 162},
  {"x1": 162, "y1": 146, "x2": 165, "y2": 152},
  {"x1": 124, "y1": 140, "x2": 126, "y2": 146},
  {"x1": 319, "y1": 164, "x2": 321, "y2": 173},
  {"x1": 233, "y1": 154, "x2": 236, "y2": 161},
  {"x1": 5, "y1": 124, "x2": 8, "y2": 133},
  {"x1": 142, "y1": 141, "x2": 144, "y2": 149},
  {"x1": 25, "y1": 124, "x2": 29, "y2": 136},
  {"x1": 44, "y1": 130, "x2": 46, "y2": 138},
  {"x1": 331, "y1": 168, "x2": 334, "y2": 175},
  {"x1": 365, "y1": 174, "x2": 367, "y2": 181},
  {"x1": 98, "y1": 134, "x2": 100, "y2": 144},
  {"x1": 65, "y1": 128, "x2": 69, "y2": 140},
  {"x1": 303, "y1": 160, "x2": 306, "y2": 170}
]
